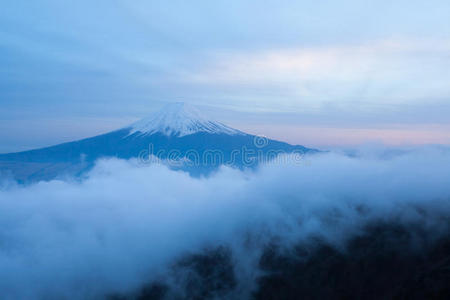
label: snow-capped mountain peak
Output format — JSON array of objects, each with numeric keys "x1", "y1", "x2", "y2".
[{"x1": 128, "y1": 102, "x2": 243, "y2": 137}]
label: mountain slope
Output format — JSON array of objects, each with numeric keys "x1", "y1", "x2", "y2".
[{"x1": 0, "y1": 103, "x2": 317, "y2": 182}]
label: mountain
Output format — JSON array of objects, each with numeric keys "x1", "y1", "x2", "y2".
[
  {"x1": 0, "y1": 103, "x2": 317, "y2": 182},
  {"x1": 129, "y1": 102, "x2": 242, "y2": 137}
]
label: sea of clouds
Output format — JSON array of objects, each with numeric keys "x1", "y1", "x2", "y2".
[{"x1": 1, "y1": 146, "x2": 450, "y2": 299}]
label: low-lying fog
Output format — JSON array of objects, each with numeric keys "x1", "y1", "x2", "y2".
[{"x1": 1, "y1": 146, "x2": 450, "y2": 299}]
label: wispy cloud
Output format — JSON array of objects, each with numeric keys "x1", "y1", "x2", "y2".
[{"x1": 182, "y1": 38, "x2": 450, "y2": 108}]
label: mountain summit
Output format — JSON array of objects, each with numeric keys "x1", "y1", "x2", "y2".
[
  {"x1": 0, "y1": 103, "x2": 317, "y2": 182},
  {"x1": 129, "y1": 103, "x2": 242, "y2": 137}
]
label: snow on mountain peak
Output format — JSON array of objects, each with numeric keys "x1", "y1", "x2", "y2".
[{"x1": 128, "y1": 102, "x2": 243, "y2": 137}]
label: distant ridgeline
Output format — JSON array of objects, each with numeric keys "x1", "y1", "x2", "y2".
[{"x1": 0, "y1": 103, "x2": 317, "y2": 182}]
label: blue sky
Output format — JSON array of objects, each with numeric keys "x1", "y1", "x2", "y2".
[{"x1": 1, "y1": 0, "x2": 450, "y2": 152}]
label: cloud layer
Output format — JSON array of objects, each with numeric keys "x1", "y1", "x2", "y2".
[{"x1": 1, "y1": 147, "x2": 450, "y2": 298}]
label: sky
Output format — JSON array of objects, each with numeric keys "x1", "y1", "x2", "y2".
[{"x1": 1, "y1": 0, "x2": 450, "y2": 152}]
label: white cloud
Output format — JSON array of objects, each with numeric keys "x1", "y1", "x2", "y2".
[
  {"x1": 182, "y1": 38, "x2": 450, "y2": 109},
  {"x1": 1, "y1": 148, "x2": 450, "y2": 298}
]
